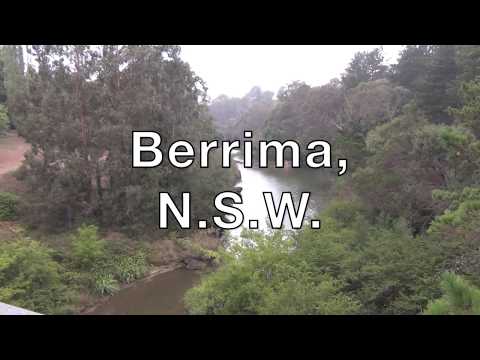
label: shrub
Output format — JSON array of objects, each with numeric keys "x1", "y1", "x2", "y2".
[
  {"x1": 71, "y1": 225, "x2": 106, "y2": 269},
  {"x1": 93, "y1": 273, "x2": 119, "y2": 296},
  {"x1": 113, "y1": 252, "x2": 149, "y2": 284},
  {"x1": 0, "y1": 192, "x2": 18, "y2": 220},
  {"x1": 0, "y1": 238, "x2": 71, "y2": 314}
]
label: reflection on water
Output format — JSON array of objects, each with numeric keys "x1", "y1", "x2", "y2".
[{"x1": 231, "y1": 154, "x2": 333, "y2": 238}]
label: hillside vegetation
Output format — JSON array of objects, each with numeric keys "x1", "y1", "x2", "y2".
[{"x1": 188, "y1": 45, "x2": 480, "y2": 315}]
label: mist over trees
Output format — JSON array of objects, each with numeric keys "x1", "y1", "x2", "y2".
[{"x1": 209, "y1": 86, "x2": 275, "y2": 139}]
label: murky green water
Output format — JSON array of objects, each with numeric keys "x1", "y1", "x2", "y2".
[{"x1": 89, "y1": 269, "x2": 201, "y2": 315}]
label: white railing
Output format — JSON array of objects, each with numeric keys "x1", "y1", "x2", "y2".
[{"x1": 0, "y1": 302, "x2": 42, "y2": 315}]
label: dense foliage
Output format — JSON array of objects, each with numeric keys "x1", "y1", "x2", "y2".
[
  {"x1": 185, "y1": 229, "x2": 360, "y2": 315},
  {"x1": 0, "y1": 237, "x2": 73, "y2": 314},
  {"x1": 0, "y1": 192, "x2": 18, "y2": 220},
  {"x1": 3, "y1": 45, "x2": 480, "y2": 314},
  {"x1": 0, "y1": 224, "x2": 150, "y2": 313},
  {"x1": 424, "y1": 273, "x2": 480, "y2": 315},
  {"x1": 6, "y1": 45, "x2": 236, "y2": 232},
  {"x1": 187, "y1": 45, "x2": 480, "y2": 315}
]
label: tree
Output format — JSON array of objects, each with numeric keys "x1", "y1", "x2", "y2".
[
  {"x1": 17, "y1": 45, "x2": 236, "y2": 232},
  {"x1": 427, "y1": 187, "x2": 480, "y2": 281},
  {"x1": 209, "y1": 86, "x2": 275, "y2": 139},
  {"x1": 424, "y1": 272, "x2": 480, "y2": 315},
  {"x1": 263, "y1": 81, "x2": 343, "y2": 147},
  {"x1": 296, "y1": 202, "x2": 441, "y2": 314},
  {"x1": 340, "y1": 80, "x2": 410, "y2": 137},
  {"x1": 418, "y1": 45, "x2": 459, "y2": 123},
  {"x1": 390, "y1": 45, "x2": 433, "y2": 92},
  {"x1": 0, "y1": 45, "x2": 26, "y2": 129},
  {"x1": 185, "y1": 230, "x2": 359, "y2": 315},
  {"x1": 333, "y1": 79, "x2": 412, "y2": 170},
  {"x1": 455, "y1": 45, "x2": 480, "y2": 83},
  {"x1": 449, "y1": 80, "x2": 480, "y2": 138},
  {"x1": 352, "y1": 105, "x2": 480, "y2": 233},
  {"x1": 209, "y1": 94, "x2": 246, "y2": 137},
  {"x1": 341, "y1": 48, "x2": 388, "y2": 89}
]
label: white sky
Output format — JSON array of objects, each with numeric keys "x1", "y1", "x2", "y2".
[{"x1": 180, "y1": 45, "x2": 404, "y2": 99}]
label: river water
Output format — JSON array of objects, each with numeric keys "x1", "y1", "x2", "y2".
[
  {"x1": 230, "y1": 154, "x2": 333, "y2": 237},
  {"x1": 89, "y1": 269, "x2": 201, "y2": 315},
  {"x1": 90, "y1": 157, "x2": 333, "y2": 315}
]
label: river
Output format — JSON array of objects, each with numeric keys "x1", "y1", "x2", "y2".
[
  {"x1": 90, "y1": 157, "x2": 333, "y2": 315},
  {"x1": 230, "y1": 153, "x2": 333, "y2": 237}
]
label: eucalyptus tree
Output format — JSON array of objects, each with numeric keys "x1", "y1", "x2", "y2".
[{"x1": 18, "y1": 45, "x2": 234, "y2": 231}]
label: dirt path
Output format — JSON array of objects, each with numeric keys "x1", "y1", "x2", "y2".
[{"x1": 0, "y1": 132, "x2": 29, "y2": 177}]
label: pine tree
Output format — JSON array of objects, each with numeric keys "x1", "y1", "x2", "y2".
[
  {"x1": 390, "y1": 45, "x2": 433, "y2": 92},
  {"x1": 418, "y1": 45, "x2": 459, "y2": 123},
  {"x1": 424, "y1": 272, "x2": 480, "y2": 315}
]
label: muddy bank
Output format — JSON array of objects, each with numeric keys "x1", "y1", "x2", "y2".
[
  {"x1": 80, "y1": 230, "x2": 225, "y2": 315},
  {"x1": 84, "y1": 268, "x2": 202, "y2": 315}
]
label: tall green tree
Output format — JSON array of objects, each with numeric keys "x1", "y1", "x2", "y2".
[
  {"x1": 17, "y1": 45, "x2": 235, "y2": 232},
  {"x1": 0, "y1": 45, "x2": 26, "y2": 129},
  {"x1": 390, "y1": 45, "x2": 433, "y2": 92},
  {"x1": 341, "y1": 48, "x2": 388, "y2": 89},
  {"x1": 418, "y1": 45, "x2": 459, "y2": 123}
]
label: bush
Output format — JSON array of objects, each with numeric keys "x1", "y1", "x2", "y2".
[
  {"x1": 0, "y1": 238, "x2": 72, "y2": 314},
  {"x1": 71, "y1": 225, "x2": 106, "y2": 269},
  {"x1": 0, "y1": 192, "x2": 18, "y2": 220},
  {"x1": 112, "y1": 252, "x2": 149, "y2": 284},
  {"x1": 93, "y1": 273, "x2": 119, "y2": 296}
]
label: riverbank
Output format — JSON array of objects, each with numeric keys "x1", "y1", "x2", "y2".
[
  {"x1": 0, "y1": 132, "x2": 230, "y2": 315},
  {"x1": 80, "y1": 263, "x2": 186, "y2": 314},
  {"x1": 79, "y1": 229, "x2": 224, "y2": 314},
  {"x1": 85, "y1": 267, "x2": 204, "y2": 315}
]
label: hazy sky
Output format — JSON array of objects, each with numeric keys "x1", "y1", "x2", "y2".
[{"x1": 180, "y1": 45, "x2": 404, "y2": 99}]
